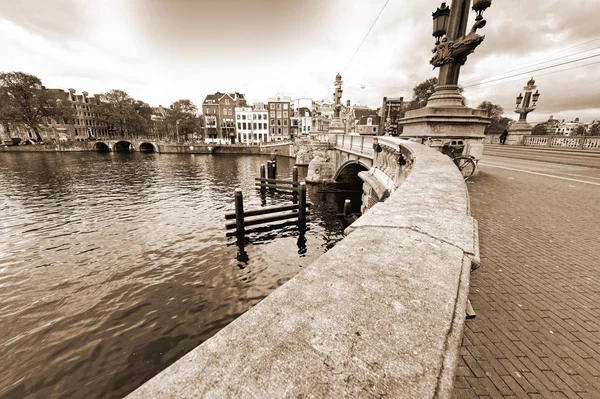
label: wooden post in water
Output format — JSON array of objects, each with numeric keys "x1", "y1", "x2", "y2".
[
  {"x1": 298, "y1": 182, "x2": 307, "y2": 223},
  {"x1": 292, "y1": 166, "x2": 299, "y2": 204},
  {"x1": 344, "y1": 199, "x2": 351, "y2": 217},
  {"x1": 235, "y1": 189, "x2": 244, "y2": 234},
  {"x1": 260, "y1": 164, "x2": 266, "y2": 192}
]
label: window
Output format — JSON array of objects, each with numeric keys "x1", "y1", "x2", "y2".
[
  {"x1": 283, "y1": 104, "x2": 288, "y2": 110},
  {"x1": 283, "y1": 120, "x2": 288, "y2": 126},
  {"x1": 238, "y1": 123, "x2": 242, "y2": 129},
  {"x1": 270, "y1": 104, "x2": 275, "y2": 110},
  {"x1": 283, "y1": 111, "x2": 288, "y2": 118},
  {"x1": 263, "y1": 114, "x2": 267, "y2": 119},
  {"x1": 271, "y1": 127, "x2": 275, "y2": 134},
  {"x1": 241, "y1": 115, "x2": 246, "y2": 120},
  {"x1": 243, "y1": 123, "x2": 247, "y2": 130},
  {"x1": 283, "y1": 127, "x2": 288, "y2": 134},
  {"x1": 307, "y1": 126, "x2": 310, "y2": 131},
  {"x1": 270, "y1": 111, "x2": 275, "y2": 118},
  {"x1": 277, "y1": 104, "x2": 282, "y2": 110},
  {"x1": 258, "y1": 114, "x2": 262, "y2": 120},
  {"x1": 373, "y1": 127, "x2": 377, "y2": 133},
  {"x1": 277, "y1": 120, "x2": 281, "y2": 126},
  {"x1": 253, "y1": 114, "x2": 257, "y2": 120},
  {"x1": 270, "y1": 119, "x2": 275, "y2": 125},
  {"x1": 253, "y1": 123, "x2": 257, "y2": 130},
  {"x1": 277, "y1": 111, "x2": 282, "y2": 118},
  {"x1": 237, "y1": 115, "x2": 240, "y2": 120}
]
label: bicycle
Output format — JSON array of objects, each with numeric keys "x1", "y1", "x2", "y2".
[{"x1": 424, "y1": 138, "x2": 477, "y2": 180}]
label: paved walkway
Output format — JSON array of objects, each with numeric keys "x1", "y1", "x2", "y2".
[{"x1": 453, "y1": 155, "x2": 600, "y2": 399}]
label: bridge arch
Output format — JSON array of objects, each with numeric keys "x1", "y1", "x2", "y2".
[
  {"x1": 94, "y1": 142, "x2": 110, "y2": 151},
  {"x1": 114, "y1": 141, "x2": 134, "y2": 152},
  {"x1": 333, "y1": 159, "x2": 370, "y2": 183},
  {"x1": 139, "y1": 142, "x2": 156, "y2": 153}
]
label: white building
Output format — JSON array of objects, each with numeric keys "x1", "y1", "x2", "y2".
[
  {"x1": 296, "y1": 107, "x2": 312, "y2": 136},
  {"x1": 235, "y1": 103, "x2": 269, "y2": 144},
  {"x1": 555, "y1": 118, "x2": 582, "y2": 136}
]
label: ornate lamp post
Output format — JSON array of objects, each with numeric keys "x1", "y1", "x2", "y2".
[
  {"x1": 328, "y1": 73, "x2": 346, "y2": 134},
  {"x1": 428, "y1": 0, "x2": 492, "y2": 107},
  {"x1": 399, "y1": 0, "x2": 493, "y2": 160},
  {"x1": 506, "y1": 78, "x2": 541, "y2": 145}
]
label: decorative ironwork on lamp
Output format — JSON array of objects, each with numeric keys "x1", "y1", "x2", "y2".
[
  {"x1": 516, "y1": 93, "x2": 523, "y2": 107},
  {"x1": 432, "y1": 2, "x2": 450, "y2": 45}
]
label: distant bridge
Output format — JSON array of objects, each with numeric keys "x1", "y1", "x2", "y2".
[{"x1": 92, "y1": 140, "x2": 161, "y2": 152}]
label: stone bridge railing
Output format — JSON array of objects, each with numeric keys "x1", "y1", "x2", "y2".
[
  {"x1": 128, "y1": 138, "x2": 478, "y2": 398},
  {"x1": 524, "y1": 135, "x2": 600, "y2": 150},
  {"x1": 484, "y1": 134, "x2": 600, "y2": 150}
]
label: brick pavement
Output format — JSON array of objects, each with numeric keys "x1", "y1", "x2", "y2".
[{"x1": 453, "y1": 161, "x2": 600, "y2": 399}]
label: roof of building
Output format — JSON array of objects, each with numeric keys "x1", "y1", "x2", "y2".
[
  {"x1": 353, "y1": 108, "x2": 378, "y2": 121},
  {"x1": 357, "y1": 115, "x2": 381, "y2": 125},
  {"x1": 297, "y1": 107, "x2": 311, "y2": 117}
]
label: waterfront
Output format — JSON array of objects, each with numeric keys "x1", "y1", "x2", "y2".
[{"x1": 0, "y1": 152, "x2": 358, "y2": 398}]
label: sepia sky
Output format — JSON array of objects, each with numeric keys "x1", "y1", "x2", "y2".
[{"x1": 1, "y1": 0, "x2": 599, "y2": 122}]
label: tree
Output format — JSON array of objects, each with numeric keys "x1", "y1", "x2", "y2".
[
  {"x1": 0, "y1": 71, "x2": 73, "y2": 142},
  {"x1": 413, "y1": 77, "x2": 438, "y2": 105},
  {"x1": 478, "y1": 101, "x2": 504, "y2": 120},
  {"x1": 167, "y1": 99, "x2": 201, "y2": 142},
  {"x1": 590, "y1": 123, "x2": 600, "y2": 136},
  {"x1": 477, "y1": 101, "x2": 512, "y2": 135},
  {"x1": 575, "y1": 125, "x2": 587, "y2": 136},
  {"x1": 531, "y1": 123, "x2": 548, "y2": 135},
  {"x1": 411, "y1": 77, "x2": 464, "y2": 108},
  {"x1": 97, "y1": 90, "x2": 152, "y2": 138}
]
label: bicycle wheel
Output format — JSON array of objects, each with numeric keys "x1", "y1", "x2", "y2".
[{"x1": 453, "y1": 156, "x2": 476, "y2": 180}]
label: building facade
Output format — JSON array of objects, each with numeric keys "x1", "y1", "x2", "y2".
[
  {"x1": 202, "y1": 92, "x2": 247, "y2": 143},
  {"x1": 235, "y1": 103, "x2": 269, "y2": 144},
  {"x1": 356, "y1": 115, "x2": 381, "y2": 135},
  {"x1": 267, "y1": 96, "x2": 292, "y2": 141},
  {"x1": 379, "y1": 97, "x2": 404, "y2": 136}
]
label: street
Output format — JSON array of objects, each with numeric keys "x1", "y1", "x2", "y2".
[{"x1": 454, "y1": 152, "x2": 600, "y2": 398}]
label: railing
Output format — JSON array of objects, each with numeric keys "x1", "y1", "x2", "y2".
[
  {"x1": 333, "y1": 134, "x2": 374, "y2": 155},
  {"x1": 483, "y1": 134, "x2": 500, "y2": 144},
  {"x1": 524, "y1": 135, "x2": 600, "y2": 150}
]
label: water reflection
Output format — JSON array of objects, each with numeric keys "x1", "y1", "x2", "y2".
[{"x1": 0, "y1": 152, "x2": 359, "y2": 399}]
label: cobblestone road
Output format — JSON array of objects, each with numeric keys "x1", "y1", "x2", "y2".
[{"x1": 453, "y1": 155, "x2": 600, "y2": 399}]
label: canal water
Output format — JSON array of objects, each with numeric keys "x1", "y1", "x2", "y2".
[{"x1": 0, "y1": 152, "x2": 361, "y2": 399}]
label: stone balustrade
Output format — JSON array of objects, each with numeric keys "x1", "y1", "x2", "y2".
[
  {"x1": 127, "y1": 138, "x2": 478, "y2": 399},
  {"x1": 521, "y1": 135, "x2": 600, "y2": 150}
]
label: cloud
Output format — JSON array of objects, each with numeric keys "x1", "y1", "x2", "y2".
[{"x1": 0, "y1": 0, "x2": 598, "y2": 121}]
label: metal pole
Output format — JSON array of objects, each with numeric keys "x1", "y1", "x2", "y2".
[{"x1": 235, "y1": 189, "x2": 244, "y2": 234}]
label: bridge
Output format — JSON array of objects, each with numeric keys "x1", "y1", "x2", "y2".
[{"x1": 129, "y1": 135, "x2": 478, "y2": 398}]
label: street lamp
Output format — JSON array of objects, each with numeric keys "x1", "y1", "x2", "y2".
[
  {"x1": 532, "y1": 90, "x2": 540, "y2": 106},
  {"x1": 472, "y1": 0, "x2": 492, "y2": 21},
  {"x1": 428, "y1": 0, "x2": 492, "y2": 107},
  {"x1": 176, "y1": 119, "x2": 181, "y2": 143},
  {"x1": 516, "y1": 93, "x2": 523, "y2": 107},
  {"x1": 432, "y1": 2, "x2": 450, "y2": 45},
  {"x1": 514, "y1": 78, "x2": 540, "y2": 123}
]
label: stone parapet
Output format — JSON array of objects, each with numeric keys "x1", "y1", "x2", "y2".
[{"x1": 127, "y1": 139, "x2": 478, "y2": 399}]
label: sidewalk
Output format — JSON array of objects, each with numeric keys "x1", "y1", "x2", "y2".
[{"x1": 453, "y1": 160, "x2": 600, "y2": 398}]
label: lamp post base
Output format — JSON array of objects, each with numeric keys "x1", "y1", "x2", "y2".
[
  {"x1": 328, "y1": 117, "x2": 345, "y2": 134},
  {"x1": 399, "y1": 105, "x2": 490, "y2": 160},
  {"x1": 506, "y1": 121, "x2": 533, "y2": 145}
]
